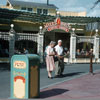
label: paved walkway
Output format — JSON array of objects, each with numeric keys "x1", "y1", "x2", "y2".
[
  {"x1": 0, "y1": 63, "x2": 100, "y2": 99},
  {"x1": 40, "y1": 71, "x2": 100, "y2": 100}
]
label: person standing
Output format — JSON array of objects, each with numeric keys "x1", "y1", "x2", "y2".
[
  {"x1": 46, "y1": 41, "x2": 56, "y2": 79},
  {"x1": 54, "y1": 40, "x2": 64, "y2": 78}
]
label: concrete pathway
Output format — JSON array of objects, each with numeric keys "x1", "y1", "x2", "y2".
[
  {"x1": 0, "y1": 63, "x2": 100, "y2": 99},
  {"x1": 40, "y1": 71, "x2": 100, "y2": 100}
]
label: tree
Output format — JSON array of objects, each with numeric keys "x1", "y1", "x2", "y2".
[{"x1": 91, "y1": 0, "x2": 100, "y2": 9}]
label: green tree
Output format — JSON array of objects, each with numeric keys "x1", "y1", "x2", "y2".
[{"x1": 91, "y1": 0, "x2": 100, "y2": 9}]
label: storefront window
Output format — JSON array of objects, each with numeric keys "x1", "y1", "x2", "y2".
[
  {"x1": 21, "y1": 7, "x2": 27, "y2": 11},
  {"x1": 28, "y1": 8, "x2": 33, "y2": 12},
  {"x1": 43, "y1": 9, "x2": 48, "y2": 15},
  {"x1": 37, "y1": 8, "x2": 42, "y2": 14}
]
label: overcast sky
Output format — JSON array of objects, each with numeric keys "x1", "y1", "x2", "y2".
[{"x1": 0, "y1": 0, "x2": 100, "y2": 17}]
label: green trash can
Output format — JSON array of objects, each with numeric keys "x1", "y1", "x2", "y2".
[{"x1": 10, "y1": 54, "x2": 40, "y2": 99}]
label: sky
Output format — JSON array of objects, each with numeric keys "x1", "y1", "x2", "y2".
[{"x1": 0, "y1": 0, "x2": 100, "y2": 17}]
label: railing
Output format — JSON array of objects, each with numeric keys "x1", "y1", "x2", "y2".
[
  {"x1": 0, "y1": 32, "x2": 38, "y2": 41},
  {"x1": 0, "y1": 32, "x2": 9, "y2": 40}
]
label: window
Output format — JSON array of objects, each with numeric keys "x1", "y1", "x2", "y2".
[
  {"x1": 21, "y1": 7, "x2": 26, "y2": 11},
  {"x1": 28, "y1": 8, "x2": 33, "y2": 12},
  {"x1": 43, "y1": 9, "x2": 48, "y2": 15},
  {"x1": 37, "y1": 9, "x2": 42, "y2": 14}
]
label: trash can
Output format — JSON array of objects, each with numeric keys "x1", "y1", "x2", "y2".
[{"x1": 10, "y1": 54, "x2": 40, "y2": 99}]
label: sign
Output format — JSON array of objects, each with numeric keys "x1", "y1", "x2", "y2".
[
  {"x1": 44, "y1": 17, "x2": 70, "y2": 32},
  {"x1": 14, "y1": 61, "x2": 26, "y2": 69}
]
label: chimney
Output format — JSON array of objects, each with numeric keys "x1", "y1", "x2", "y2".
[{"x1": 47, "y1": 0, "x2": 49, "y2": 5}]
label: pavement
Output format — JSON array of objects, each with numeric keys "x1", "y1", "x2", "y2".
[
  {"x1": 0, "y1": 63, "x2": 100, "y2": 99},
  {"x1": 40, "y1": 71, "x2": 100, "y2": 100}
]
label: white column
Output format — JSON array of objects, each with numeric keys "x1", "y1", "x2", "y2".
[
  {"x1": 94, "y1": 36, "x2": 99, "y2": 61},
  {"x1": 70, "y1": 35, "x2": 76, "y2": 63},
  {"x1": 9, "y1": 24, "x2": 15, "y2": 62},
  {"x1": 93, "y1": 29, "x2": 99, "y2": 63},
  {"x1": 37, "y1": 26, "x2": 44, "y2": 62}
]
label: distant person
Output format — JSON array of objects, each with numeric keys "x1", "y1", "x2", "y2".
[
  {"x1": 81, "y1": 49, "x2": 85, "y2": 55},
  {"x1": 89, "y1": 48, "x2": 93, "y2": 53},
  {"x1": 24, "y1": 48, "x2": 29, "y2": 54},
  {"x1": 5, "y1": 49, "x2": 9, "y2": 55},
  {"x1": 54, "y1": 40, "x2": 64, "y2": 78},
  {"x1": 76, "y1": 49, "x2": 81, "y2": 56},
  {"x1": 46, "y1": 41, "x2": 56, "y2": 79}
]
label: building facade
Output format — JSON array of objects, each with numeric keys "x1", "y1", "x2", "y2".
[
  {"x1": 1, "y1": 0, "x2": 58, "y2": 16},
  {"x1": 0, "y1": 1, "x2": 100, "y2": 63}
]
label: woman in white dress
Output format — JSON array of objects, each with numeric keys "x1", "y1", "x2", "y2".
[{"x1": 46, "y1": 41, "x2": 56, "y2": 79}]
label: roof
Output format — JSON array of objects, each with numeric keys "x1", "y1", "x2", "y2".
[
  {"x1": 0, "y1": 8, "x2": 100, "y2": 25},
  {"x1": 7, "y1": 0, "x2": 58, "y2": 9}
]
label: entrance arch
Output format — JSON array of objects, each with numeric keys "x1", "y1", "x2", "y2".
[
  {"x1": 37, "y1": 16, "x2": 71, "y2": 62},
  {"x1": 37, "y1": 15, "x2": 100, "y2": 63},
  {"x1": 44, "y1": 30, "x2": 70, "y2": 49}
]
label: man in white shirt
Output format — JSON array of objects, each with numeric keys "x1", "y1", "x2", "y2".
[{"x1": 54, "y1": 40, "x2": 64, "y2": 77}]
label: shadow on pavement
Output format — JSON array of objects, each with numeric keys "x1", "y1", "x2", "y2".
[
  {"x1": 40, "y1": 88, "x2": 69, "y2": 98},
  {"x1": 62, "y1": 72, "x2": 84, "y2": 78},
  {"x1": 0, "y1": 63, "x2": 10, "y2": 71}
]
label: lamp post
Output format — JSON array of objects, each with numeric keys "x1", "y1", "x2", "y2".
[
  {"x1": 95, "y1": 29, "x2": 98, "y2": 36},
  {"x1": 39, "y1": 26, "x2": 42, "y2": 30},
  {"x1": 9, "y1": 24, "x2": 15, "y2": 40},
  {"x1": 10, "y1": 24, "x2": 14, "y2": 33},
  {"x1": 72, "y1": 28, "x2": 75, "y2": 36},
  {"x1": 37, "y1": 26, "x2": 44, "y2": 62},
  {"x1": 56, "y1": 11, "x2": 60, "y2": 17},
  {"x1": 39, "y1": 26, "x2": 43, "y2": 34},
  {"x1": 72, "y1": 28, "x2": 75, "y2": 32},
  {"x1": 11, "y1": 24, "x2": 14, "y2": 28},
  {"x1": 70, "y1": 28, "x2": 76, "y2": 63},
  {"x1": 9, "y1": 24, "x2": 15, "y2": 61}
]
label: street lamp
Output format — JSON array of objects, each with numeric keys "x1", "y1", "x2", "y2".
[
  {"x1": 10, "y1": 24, "x2": 15, "y2": 33},
  {"x1": 56, "y1": 11, "x2": 60, "y2": 17},
  {"x1": 9, "y1": 24, "x2": 15, "y2": 39},
  {"x1": 95, "y1": 29, "x2": 98, "y2": 36},
  {"x1": 72, "y1": 28, "x2": 75, "y2": 32},
  {"x1": 9, "y1": 24, "x2": 15, "y2": 59},
  {"x1": 10, "y1": 24, "x2": 14, "y2": 28},
  {"x1": 39, "y1": 26, "x2": 43, "y2": 34},
  {"x1": 95, "y1": 29, "x2": 98, "y2": 33},
  {"x1": 39, "y1": 26, "x2": 42, "y2": 30},
  {"x1": 72, "y1": 28, "x2": 75, "y2": 36},
  {"x1": 57, "y1": 11, "x2": 60, "y2": 15}
]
